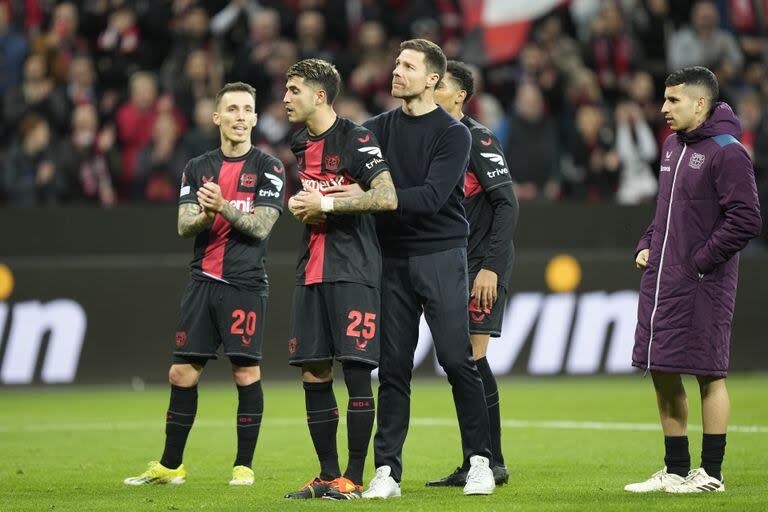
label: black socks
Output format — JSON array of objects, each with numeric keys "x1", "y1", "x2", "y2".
[
  {"x1": 161, "y1": 384, "x2": 198, "y2": 469},
  {"x1": 234, "y1": 380, "x2": 264, "y2": 468},
  {"x1": 342, "y1": 363, "x2": 375, "y2": 486},
  {"x1": 304, "y1": 381, "x2": 341, "y2": 481},
  {"x1": 664, "y1": 435, "x2": 690, "y2": 478}
]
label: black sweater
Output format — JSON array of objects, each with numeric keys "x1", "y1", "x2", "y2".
[{"x1": 364, "y1": 106, "x2": 471, "y2": 256}]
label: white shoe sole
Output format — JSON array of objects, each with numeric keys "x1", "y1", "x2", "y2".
[
  {"x1": 229, "y1": 480, "x2": 254, "y2": 486},
  {"x1": 464, "y1": 486, "x2": 494, "y2": 495}
]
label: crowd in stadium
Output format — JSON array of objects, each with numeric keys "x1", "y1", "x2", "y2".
[{"x1": 1, "y1": 0, "x2": 767, "y2": 211}]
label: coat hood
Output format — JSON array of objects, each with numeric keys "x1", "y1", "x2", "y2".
[{"x1": 678, "y1": 102, "x2": 742, "y2": 144}]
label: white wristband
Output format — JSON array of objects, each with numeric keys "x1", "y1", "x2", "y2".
[{"x1": 320, "y1": 196, "x2": 335, "y2": 212}]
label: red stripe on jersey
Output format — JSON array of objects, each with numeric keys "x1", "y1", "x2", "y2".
[
  {"x1": 464, "y1": 170, "x2": 483, "y2": 198},
  {"x1": 202, "y1": 160, "x2": 245, "y2": 279},
  {"x1": 305, "y1": 224, "x2": 327, "y2": 285},
  {"x1": 303, "y1": 139, "x2": 327, "y2": 284}
]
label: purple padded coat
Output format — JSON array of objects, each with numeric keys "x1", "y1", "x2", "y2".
[{"x1": 633, "y1": 103, "x2": 762, "y2": 377}]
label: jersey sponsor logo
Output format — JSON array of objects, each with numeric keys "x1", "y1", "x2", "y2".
[
  {"x1": 264, "y1": 172, "x2": 284, "y2": 192},
  {"x1": 660, "y1": 165, "x2": 671, "y2": 173},
  {"x1": 365, "y1": 157, "x2": 384, "y2": 170},
  {"x1": 481, "y1": 152, "x2": 505, "y2": 166},
  {"x1": 357, "y1": 133, "x2": 371, "y2": 143},
  {"x1": 324, "y1": 154, "x2": 341, "y2": 170},
  {"x1": 240, "y1": 173, "x2": 257, "y2": 188},
  {"x1": 288, "y1": 337, "x2": 298, "y2": 354},
  {"x1": 202, "y1": 175, "x2": 214, "y2": 184},
  {"x1": 259, "y1": 189, "x2": 280, "y2": 198},
  {"x1": 487, "y1": 168, "x2": 510, "y2": 178},
  {"x1": 358, "y1": 146, "x2": 382, "y2": 158},
  {"x1": 0, "y1": 299, "x2": 87, "y2": 384},
  {"x1": 230, "y1": 197, "x2": 255, "y2": 212},
  {"x1": 689, "y1": 153, "x2": 705, "y2": 169},
  {"x1": 480, "y1": 137, "x2": 492, "y2": 146},
  {"x1": 175, "y1": 331, "x2": 187, "y2": 348},
  {"x1": 301, "y1": 174, "x2": 351, "y2": 191}
]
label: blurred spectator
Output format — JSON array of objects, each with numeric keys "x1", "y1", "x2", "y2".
[
  {"x1": 729, "y1": 0, "x2": 768, "y2": 67},
  {"x1": 64, "y1": 55, "x2": 98, "y2": 108},
  {"x1": 255, "y1": 99, "x2": 292, "y2": 147},
  {"x1": 57, "y1": 103, "x2": 120, "y2": 206},
  {"x1": 210, "y1": 0, "x2": 261, "y2": 54},
  {"x1": 3, "y1": 113, "x2": 64, "y2": 205},
  {"x1": 533, "y1": 13, "x2": 583, "y2": 80},
  {"x1": 95, "y1": 5, "x2": 142, "y2": 90},
  {"x1": 505, "y1": 83, "x2": 560, "y2": 201},
  {"x1": 30, "y1": 2, "x2": 88, "y2": 85},
  {"x1": 334, "y1": 94, "x2": 371, "y2": 125},
  {"x1": 4, "y1": 53, "x2": 70, "y2": 135},
  {"x1": 630, "y1": 0, "x2": 672, "y2": 87},
  {"x1": 182, "y1": 97, "x2": 219, "y2": 158},
  {"x1": 614, "y1": 101, "x2": 658, "y2": 204},
  {"x1": 161, "y1": 5, "x2": 215, "y2": 91},
  {"x1": 344, "y1": 21, "x2": 393, "y2": 112},
  {"x1": 173, "y1": 49, "x2": 223, "y2": 122},
  {"x1": 295, "y1": 10, "x2": 335, "y2": 61},
  {"x1": 115, "y1": 71, "x2": 185, "y2": 196},
  {"x1": 667, "y1": 1, "x2": 744, "y2": 72},
  {"x1": 513, "y1": 43, "x2": 566, "y2": 116},
  {"x1": 134, "y1": 113, "x2": 187, "y2": 202},
  {"x1": 584, "y1": 2, "x2": 636, "y2": 104},
  {"x1": 562, "y1": 104, "x2": 621, "y2": 201},
  {"x1": 0, "y1": 3, "x2": 28, "y2": 97}
]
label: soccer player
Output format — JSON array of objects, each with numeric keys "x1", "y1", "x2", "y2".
[
  {"x1": 626, "y1": 66, "x2": 761, "y2": 494},
  {"x1": 427, "y1": 60, "x2": 518, "y2": 487},
  {"x1": 123, "y1": 82, "x2": 285, "y2": 487},
  {"x1": 281, "y1": 59, "x2": 397, "y2": 500},
  {"x1": 328, "y1": 39, "x2": 495, "y2": 497}
]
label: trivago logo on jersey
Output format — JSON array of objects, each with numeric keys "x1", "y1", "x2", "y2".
[
  {"x1": 480, "y1": 152, "x2": 509, "y2": 178},
  {"x1": 0, "y1": 299, "x2": 87, "y2": 384}
]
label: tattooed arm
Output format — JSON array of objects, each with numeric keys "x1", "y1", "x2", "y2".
[
  {"x1": 291, "y1": 171, "x2": 397, "y2": 216},
  {"x1": 197, "y1": 182, "x2": 280, "y2": 240},
  {"x1": 178, "y1": 203, "x2": 215, "y2": 239},
  {"x1": 219, "y1": 203, "x2": 281, "y2": 240}
]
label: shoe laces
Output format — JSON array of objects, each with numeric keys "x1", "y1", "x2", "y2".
[
  {"x1": 369, "y1": 468, "x2": 390, "y2": 490},
  {"x1": 465, "y1": 463, "x2": 488, "y2": 486}
]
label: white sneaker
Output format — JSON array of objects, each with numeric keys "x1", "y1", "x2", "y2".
[
  {"x1": 624, "y1": 467, "x2": 686, "y2": 492},
  {"x1": 229, "y1": 465, "x2": 254, "y2": 486},
  {"x1": 463, "y1": 455, "x2": 495, "y2": 495},
  {"x1": 665, "y1": 468, "x2": 724, "y2": 493},
  {"x1": 362, "y1": 466, "x2": 401, "y2": 499}
]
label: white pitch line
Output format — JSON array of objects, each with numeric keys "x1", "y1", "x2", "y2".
[{"x1": 0, "y1": 418, "x2": 766, "y2": 434}]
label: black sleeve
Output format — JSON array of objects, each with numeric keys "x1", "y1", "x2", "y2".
[
  {"x1": 346, "y1": 126, "x2": 389, "y2": 187},
  {"x1": 470, "y1": 131, "x2": 513, "y2": 192},
  {"x1": 178, "y1": 160, "x2": 199, "y2": 205},
  {"x1": 253, "y1": 157, "x2": 286, "y2": 212},
  {"x1": 396, "y1": 123, "x2": 471, "y2": 215},
  {"x1": 480, "y1": 184, "x2": 519, "y2": 277}
]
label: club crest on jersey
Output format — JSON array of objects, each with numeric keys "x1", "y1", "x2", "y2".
[
  {"x1": 689, "y1": 153, "x2": 705, "y2": 169},
  {"x1": 324, "y1": 154, "x2": 341, "y2": 170},
  {"x1": 358, "y1": 146, "x2": 382, "y2": 158},
  {"x1": 240, "y1": 173, "x2": 256, "y2": 188},
  {"x1": 175, "y1": 331, "x2": 187, "y2": 348}
]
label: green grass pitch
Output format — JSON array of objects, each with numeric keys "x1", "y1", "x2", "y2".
[{"x1": 2, "y1": 375, "x2": 767, "y2": 511}]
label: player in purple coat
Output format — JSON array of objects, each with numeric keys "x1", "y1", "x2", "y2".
[{"x1": 626, "y1": 67, "x2": 762, "y2": 494}]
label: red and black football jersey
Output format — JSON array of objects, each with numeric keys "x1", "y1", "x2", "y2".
[
  {"x1": 289, "y1": 116, "x2": 389, "y2": 287},
  {"x1": 178, "y1": 147, "x2": 285, "y2": 291},
  {"x1": 462, "y1": 115, "x2": 517, "y2": 284}
]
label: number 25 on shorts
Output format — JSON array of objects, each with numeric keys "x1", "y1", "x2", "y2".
[{"x1": 346, "y1": 310, "x2": 376, "y2": 339}]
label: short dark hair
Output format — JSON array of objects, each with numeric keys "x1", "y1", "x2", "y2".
[
  {"x1": 286, "y1": 58, "x2": 341, "y2": 105},
  {"x1": 399, "y1": 38, "x2": 447, "y2": 86},
  {"x1": 446, "y1": 60, "x2": 475, "y2": 103},
  {"x1": 214, "y1": 82, "x2": 257, "y2": 109},
  {"x1": 665, "y1": 66, "x2": 719, "y2": 107}
]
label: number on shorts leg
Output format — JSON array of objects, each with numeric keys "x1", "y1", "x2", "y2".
[{"x1": 347, "y1": 310, "x2": 376, "y2": 339}]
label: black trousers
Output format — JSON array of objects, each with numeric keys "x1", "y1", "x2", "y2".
[{"x1": 373, "y1": 247, "x2": 492, "y2": 481}]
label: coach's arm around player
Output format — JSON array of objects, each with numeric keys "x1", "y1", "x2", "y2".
[{"x1": 290, "y1": 171, "x2": 397, "y2": 220}]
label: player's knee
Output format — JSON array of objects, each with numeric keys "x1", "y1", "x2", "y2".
[
  {"x1": 302, "y1": 363, "x2": 333, "y2": 382},
  {"x1": 342, "y1": 362, "x2": 373, "y2": 395},
  {"x1": 168, "y1": 364, "x2": 200, "y2": 387},
  {"x1": 232, "y1": 364, "x2": 260, "y2": 386},
  {"x1": 437, "y1": 353, "x2": 470, "y2": 376}
]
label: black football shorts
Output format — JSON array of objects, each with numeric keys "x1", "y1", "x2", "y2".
[
  {"x1": 288, "y1": 282, "x2": 380, "y2": 367},
  {"x1": 173, "y1": 279, "x2": 267, "y2": 365},
  {"x1": 468, "y1": 274, "x2": 508, "y2": 338}
]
